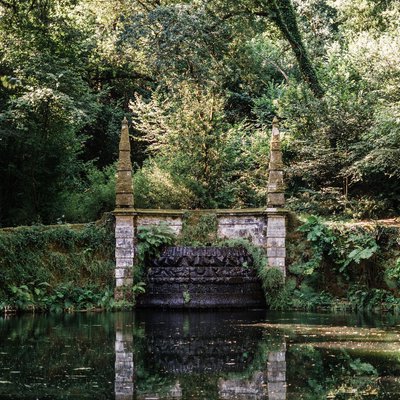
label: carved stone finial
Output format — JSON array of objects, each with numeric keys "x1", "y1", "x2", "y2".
[
  {"x1": 115, "y1": 118, "x2": 134, "y2": 208},
  {"x1": 267, "y1": 119, "x2": 285, "y2": 208}
]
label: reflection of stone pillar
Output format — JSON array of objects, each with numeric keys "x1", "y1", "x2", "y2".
[
  {"x1": 115, "y1": 316, "x2": 134, "y2": 400},
  {"x1": 218, "y1": 371, "x2": 265, "y2": 399},
  {"x1": 266, "y1": 118, "x2": 286, "y2": 277},
  {"x1": 267, "y1": 344, "x2": 286, "y2": 400},
  {"x1": 114, "y1": 118, "x2": 135, "y2": 298}
]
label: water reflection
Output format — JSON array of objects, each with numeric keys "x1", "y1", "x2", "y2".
[
  {"x1": 267, "y1": 345, "x2": 286, "y2": 400},
  {"x1": 122, "y1": 310, "x2": 287, "y2": 400},
  {"x1": 115, "y1": 314, "x2": 134, "y2": 400},
  {"x1": 0, "y1": 312, "x2": 115, "y2": 399},
  {"x1": 217, "y1": 346, "x2": 286, "y2": 400},
  {"x1": 1, "y1": 311, "x2": 400, "y2": 399}
]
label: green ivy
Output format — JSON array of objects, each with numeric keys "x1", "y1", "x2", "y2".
[
  {"x1": 178, "y1": 212, "x2": 218, "y2": 245},
  {"x1": 219, "y1": 238, "x2": 285, "y2": 306},
  {"x1": 134, "y1": 223, "x2": 176, "y2": 283}
]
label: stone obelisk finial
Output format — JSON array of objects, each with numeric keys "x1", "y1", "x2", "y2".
[
  {"x1": 116, "y1": 117, "x2": 134, "y2": 208},
  {"x1": 267, "y1": 117, "x2": 285, "y2": 208}
]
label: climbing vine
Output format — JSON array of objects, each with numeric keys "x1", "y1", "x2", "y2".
[
  {"x1": 134, "y1": 223, "x2": 176, "y2": 282},
  {"x1": 272, "y1": 0, "x2": 324, "y2": 98},
  {"x1": 178, "y1": 212, "x2": 218, "y2": 245}
]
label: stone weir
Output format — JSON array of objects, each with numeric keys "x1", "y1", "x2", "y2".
[
  {"x1": 114, "y1": 117, "x2": 287, "y2": 303},
  {"x1": 136, "y1": 246, "x2": 266, "y2": 308}
]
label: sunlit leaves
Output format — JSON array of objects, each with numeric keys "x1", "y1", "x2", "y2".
[{"x1": 130, "y1": 82, "x2": 269, "y2": 208}]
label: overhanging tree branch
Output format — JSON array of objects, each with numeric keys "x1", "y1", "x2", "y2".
[
  {"x1": 268, "y1": 0, "x2": 324, "y2": 98},
  {"x1": 214, "y1": 0, "x2": 324, "y2": 98}
]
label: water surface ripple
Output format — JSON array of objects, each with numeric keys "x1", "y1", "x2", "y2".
[{"x1": 1, "y1": 310, "x2": 400, "y2": 399}]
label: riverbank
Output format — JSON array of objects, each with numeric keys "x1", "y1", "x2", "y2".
[
  {"x1": 283, "y1": 214, "x2": 400, "y2": 313},
  {"x1": 1, "y1": 213, "x2": 399, "y2": 314},
  {"x1": 0, "y1": 215, "x2": 115, "y2": 313}
]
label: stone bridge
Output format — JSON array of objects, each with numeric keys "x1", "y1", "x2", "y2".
[{"x1": 114, "y1": 117, "x2": 287, "y2": 305}]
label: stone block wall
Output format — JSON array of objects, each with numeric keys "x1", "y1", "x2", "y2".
[
  {"x1": 266, "y1": 211, "x2": 287, "y2": 276},
  {"x1": 113, "y1": 208, "x2": 287, "y2": 292},
  {"x1": 135, "y1": 209, "x2": 271, "y2": 246},
  {"x1": 217, "y1": 211, "x2": 267, "y2": 247},
  {"x1": 136, "y1": 211, "x2": 184, "y2": 236},
  {"x1": 115, "y1": 215, "x2": 134, "y2": 289}
]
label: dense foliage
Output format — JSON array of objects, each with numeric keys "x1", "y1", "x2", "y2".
[
  {"x1": 1, "y1": 0, "x2": 399, "y2": 226},
  {"x1": 1, "y1": 210, "x2": 398, "y2": 313},
  {"x1": 285, "y1": 216, "x2": 400, "y2": 312},
  {"x1": 0, "y1": 218, "x2": 115, "y2": 311}
]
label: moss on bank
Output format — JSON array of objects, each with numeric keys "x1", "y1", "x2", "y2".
[
  {"x1": 1, "y1": 211, "x2": 399, "y2": 314},
  {"x1": 0, "y1": 215, "x2": 115, "y2": 312},
  {"x1": 284, "y1": 215, "x2": 400, "y2": 312}
]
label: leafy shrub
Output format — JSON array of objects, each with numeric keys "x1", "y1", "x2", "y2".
[
  {"x1": 178, "y1": 213, "x2": 218, "y2": 245},
  {"x1": 348, "y1": 286, "x2": 400, "y2": 313},
  {"x1": 260, "y1": 267, "x2": 285, "y2": 291},
  {"x1": 135, "y1": 224, "x2": 176, "y2": 282},
  {"x1": 385, "y1": 258, "x2": 400, "y2": 287},
  {"x1": 293, "y1": 216, "x2": 336, "y2": 276},
  {"x1": 0, "y1": 221, "x2": 115, "y2": 312},
  {"x1": 285, "y1": 216, "x2": 400, "y2": 312},
  {"x1": 267, "y1": 278, "x2": 297, "y2": 310},
  {"x1": 286, "y1": 188, "x2": 348, "y2": 217},
  {"x1": 134, "y1": 161, "x2": 196, "y2": 209},
  {"x1": 62, "y1": 164, "x2": 116, "y2": 223},
  {"x1": 294, "y1": 217, "x2": 380, "y2": 278},
  {"x1": 4, "y1": 282, "x2": 116, "y2": 313},
  {"x1": 335, "y1": 229, "x2": 378, "y2": 273}
]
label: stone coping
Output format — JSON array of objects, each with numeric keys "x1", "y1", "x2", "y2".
[{"x1": 113, "y1": 207, "x2": 288, "y2": 217}]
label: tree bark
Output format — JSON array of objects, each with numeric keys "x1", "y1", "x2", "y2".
[{"x1": 269, "y1": 0, "x2": 324, "y2": 98}]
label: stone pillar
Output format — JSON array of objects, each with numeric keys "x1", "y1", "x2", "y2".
[
  {"x1": 114, "y1": 118, "x2": 135, "y2": 298},
  {"x1": 115, "y1": 314, "x2": 134, "y2": 400},
  {"x1": 116, "y1": 117, "x2": 134, "y2": 209},
  {"x1": 266, "y1": 117, "x2": 286, "y2": 276},
  {"x1": 267, "y1": 344, "x2": 287, "y2": 400},
  {"x1": 267, "y1": 117, "x2": 285, "y2": 208}
]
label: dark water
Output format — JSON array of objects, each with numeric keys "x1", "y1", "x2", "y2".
[{"x1": 1, "y1": 310, "x2": 400, "y2": 399}]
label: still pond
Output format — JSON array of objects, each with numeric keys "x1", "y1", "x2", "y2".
[{"x1": 1, "y1": 310, "x2": 400, "y2": 399}]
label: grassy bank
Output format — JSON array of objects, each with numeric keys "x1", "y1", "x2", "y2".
[
  {"x1": 0, "y1": 215, "x2": 115, "y2": 313},
  {"x1": 1, "y1": 211, "x2": 399, "y2": 314}
]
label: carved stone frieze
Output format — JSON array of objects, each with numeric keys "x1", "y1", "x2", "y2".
[{"x1": 137, "y1": 246, "x2": 265, "y2": 308}]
